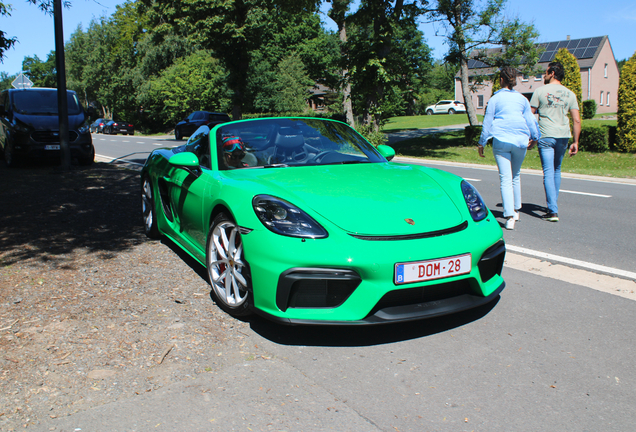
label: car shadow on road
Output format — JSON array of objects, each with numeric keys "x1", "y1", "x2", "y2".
[
  {"x1": 247, "y1": 298, "x2": 499, "y2": 347},
  {"x1": 159, "y1": 232, "x2": 502, "y2": 347}
]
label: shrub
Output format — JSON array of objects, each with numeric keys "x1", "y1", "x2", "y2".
[
  {"x1": 464, "y1": 125, "x2": 483, "y2": 147},
  {"x1": 579, "y1": 125, "x2": 609, "y2": 152},
  {"x1": 358, "y1": 124, "x2": 388, "y2": 147},
  {"x1": 582, "y1": 99, "x2": 597, "y2": 119},
  {"x1": 617, "y1": 51, "x2": 636, "y2": 152},
  {"x1": 555, "y1": 48, "x2": 582, "y2": 109}
]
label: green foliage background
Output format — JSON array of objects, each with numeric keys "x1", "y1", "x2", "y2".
[{"x1": 616, "y1": 51, "x2": 636, "y2": 152}]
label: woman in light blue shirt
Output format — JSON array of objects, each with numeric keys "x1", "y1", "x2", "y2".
[{"x1": 478, "y1": 67, "x2": 540, "y2": 230}]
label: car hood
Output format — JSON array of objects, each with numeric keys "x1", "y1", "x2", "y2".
[
  {"x1": 235, "y1": 163, "x2": 465, "y2": 235},
  {"x1": 14, "y1": 112, "x2": 87, "y2": 131}
]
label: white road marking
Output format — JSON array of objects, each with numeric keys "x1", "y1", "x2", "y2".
[
  {"x1": 506, "y1": 244, "x2": 636, "y2": 280},
  {"x1": 505, "y1": 251, "x2": 636, "y2": 302},
  {"x1": 560, "y1": 189, "x2": 611, "y2": 198}
]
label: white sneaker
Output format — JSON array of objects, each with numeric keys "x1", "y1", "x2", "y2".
[
  {"x1": 513, "y1": 211, "x2": 520, "y2": 221},
  {"x1": 504, "y1": 218, "x2": 515, "y2": 230}
]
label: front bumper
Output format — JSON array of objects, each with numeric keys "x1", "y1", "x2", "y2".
[
  {"x1": 242, "y1": 219, "x2": 506, "y2": 325},
  {"x1": 12, "y1": 130, "x2": 94, "y2": 160}
]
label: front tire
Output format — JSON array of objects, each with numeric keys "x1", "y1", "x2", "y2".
[
  {"x1": 142, "y1": 176, "x2": 160, "y2": 239},
  {"x1": 175, "y1": 128, "x2": 182, "y2": 141},
  {"x1": 206, "y1": 213, "x2": 252, "y2": 317}
]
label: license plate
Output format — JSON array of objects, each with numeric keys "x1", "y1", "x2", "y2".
[
  {"x1": 45, "y1": 145, "x2": 60, "y2": 150},
  {"x1": 395, "y1": 254, "x2": 471, "y2": 285}
]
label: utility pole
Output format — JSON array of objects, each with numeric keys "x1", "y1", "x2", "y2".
[{"x1": 54, "y1": 0, "x2": 71, "y2": 169}]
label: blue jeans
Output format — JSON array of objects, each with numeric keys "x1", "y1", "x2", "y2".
[
  {"x1": 538, "y1": 137, "x2": 569, "y2": 214},
  {"x1": 492, "y1": 138, "x2": 527, "y2": 218}
]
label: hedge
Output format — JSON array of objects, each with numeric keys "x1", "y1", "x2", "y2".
[
  {"x1": 579, "y1": 125, "x2": 609, "y2": 152},
  {"x1": 582, "y1": 99, "x2": 597, "y2": 119}
]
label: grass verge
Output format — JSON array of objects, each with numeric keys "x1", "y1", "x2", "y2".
[{"x1": 388, "y1": 129, "x2": 636, "y2": 179}]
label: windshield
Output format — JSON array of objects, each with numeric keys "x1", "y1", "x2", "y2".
[
  {"x1": 12, "y1": 90, "x2": 83, "y2": 115},
  {"x1": 216, "y1": 118, "x2": 386, "y2": 170}
]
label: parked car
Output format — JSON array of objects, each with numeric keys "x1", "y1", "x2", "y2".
[
  {"x1": 0, "y1": 87, "x2": 95, "y2": 166},
  {"x1": 141, "y1": 117, "x2": 506, "y2": 324},
  {"x1": 174, "y1": 111, "x2": 231, "y2": 140},
  {"x1": 104, "y1": 120, "x2": 134, "y2": 135},
  {"x1": 90, "y1": 118, "x2": 106, "y2": 133},
  {"x1": 425, "y1": 100, "x2": 466, "y2": 115}
]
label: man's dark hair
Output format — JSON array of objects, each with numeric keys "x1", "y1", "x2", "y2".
[{"x1": 547, "y1": 62, "x2": 565, "y2": 81}]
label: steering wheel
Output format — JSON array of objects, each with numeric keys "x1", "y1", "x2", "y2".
[{"x1": 310, "y1": 151, "x2": 340, "y2": 164}]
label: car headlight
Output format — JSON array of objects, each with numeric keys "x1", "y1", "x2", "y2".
[
  {"x1": 78, "y1": 123, "x2": 90, "y2": 134},
  {"x1": 253, "y1": 195, "x2": 328, "y2": 238},
  {"x1": 461, "y1": 180, "x2": 488, "y2": 222}
]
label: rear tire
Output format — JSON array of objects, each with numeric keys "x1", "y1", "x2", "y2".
[
  {"x1": 448, "y1": 109, "x2": 455, "y2": 115},
  {"x1": 142, "y1": 176, "x2": 160, "y2": 239},
  {"x1": 175, "y1": 129, "x2": 182, "y2": 141},
  {"x1": 426, "y1": 110, "x2": 433, "y2": 115},
  {"x1": 206, "y1": 213, "x2": 252, "y2": 317}
]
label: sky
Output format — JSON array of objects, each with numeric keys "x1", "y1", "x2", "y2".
[{"x1": 1, "y1": 0, "x2": 635, "y2": 78}]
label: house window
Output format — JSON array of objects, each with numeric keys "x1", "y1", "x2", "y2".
[
  {"x1": 478, "y1": 95, "x2": 484, "y2": 108},
  {"x1": 534, "y1": 74, "x2": 542, "y2": 81},
  {"x1": 607, "y1": 92, "x2": 610, "y2": 107},
  {"x1": 600, "y1": 91, "x2": 604, "y2": 106},
  {"x1": 522, "y1": 74, "x2": 529, "y2": 82},
  {"x1": 604, "y1": 64, "x2": 608, "y2": 78}
]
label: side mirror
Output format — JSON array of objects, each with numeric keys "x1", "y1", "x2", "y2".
[
  {"x1": 169, "y1": 152, "x2": 199, "y2": 168},
  {"x1": 377, "y1": 144, "x2": 395, "y2": 161}
]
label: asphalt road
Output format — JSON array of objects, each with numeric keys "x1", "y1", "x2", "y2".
[
  {"x1": 93, "y1": 132, "x2": 636, "y2": 275},
  {"x1": 56, "y1": 131, "x2": 636, "y2": 432}
]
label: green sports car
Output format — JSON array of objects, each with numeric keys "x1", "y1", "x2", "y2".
[{"x1": 141, "y1": 117, "x2": 506, "y2": 325}]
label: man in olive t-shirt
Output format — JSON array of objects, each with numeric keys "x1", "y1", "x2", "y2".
[{"x1": 530, "y1": 61, "x2": 581, "y2": 222}]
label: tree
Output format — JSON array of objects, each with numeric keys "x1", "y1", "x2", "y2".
[
  {"x1": 0, "y1": 70, "x2": 15, "y2": 89},
  {"x1": 0, "y1": 2, "x2": 17, "y2": 60},
  {"x1": 616, "y1": 52, "x2": 636, "y2": 152},
  {"x1": 22, "y1": 53, "x2": 57, "y2": 87},
  {"x1": 429, "y1": 0, "x2": 540, "y2": 126},
  {"x1": 554, "y1": 47, "x2": 581, "y2": 109},
  {"x1": 327, "y1": 0, "x2": 354, "y2": 125},
  {"x1": 143, "y1": 0, "x2": 273, "y2": 120},
  {"x1": 272, "y1": 54, "x2": 314, "y2": 113},
  {"x1": 346, "y1": 0, "x2": 429, "y2": 131},
  {"x1": 137, "y1": 50, "x2": 232, "y2": 129}
]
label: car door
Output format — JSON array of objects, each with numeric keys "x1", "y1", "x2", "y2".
[
  {"x1": 166, "y1": 127, "x2": 216, "y2": 259},
  {"x1": 435, "y1": 101, "x2": 449, "y2": 114}
]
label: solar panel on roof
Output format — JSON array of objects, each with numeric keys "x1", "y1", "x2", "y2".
[
  {"x1": 573, "y1": 48, "x2": 587, "y2": 58},
  {"x1": 546, "y1": 42, "x2": 558, "y2": 51},
  {"x1": 582, "y1": 47, "x2": 597, "y2": 58},
  {"x1": 539, "y1": 52, "x2": 553, "y2": 63},
  {"x1": 578, "y1": 38, "x2": 591, "y2": 48},
  {"x1": 567, "y1": 40, "x2": 579, "y2": 49},
  {"x1": 557, "y1": 41, "x2": 568, "y2": 48},
  {"x1": 589, "y1": 36, "x2": 603, "y2": 47}
]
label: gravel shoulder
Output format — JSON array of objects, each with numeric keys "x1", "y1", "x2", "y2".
[{"x1": 0, "y1": 162, "x2": 262, "y2": 430}]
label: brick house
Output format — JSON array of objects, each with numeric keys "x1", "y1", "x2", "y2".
[{"x1": 454, "y1": 35, "x2": 620, "y2": 115}]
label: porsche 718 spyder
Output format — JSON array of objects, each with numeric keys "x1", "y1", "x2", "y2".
[{"x1": 141, "y1": 117, "x2": 506, "y2": 325}]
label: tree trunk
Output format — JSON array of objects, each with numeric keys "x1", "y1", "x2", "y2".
[
  {"x1": 459, "y1": 57, "x2": 479, "y2": 126},
  {"x1": 329, "y1": 0, "x2": 354, "y2": 126}
]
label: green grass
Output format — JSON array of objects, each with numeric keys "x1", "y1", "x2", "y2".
[
  {"x1": 387, "y1": 129, "x2": 636, "y2": 179},
  {"x1": 383, "y1": 114, "x2": 483, "y2": 132}
]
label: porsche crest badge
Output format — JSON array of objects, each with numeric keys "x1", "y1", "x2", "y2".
[{"x1": 405, "y1": 218, "x2": 415, "y2": 225}]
